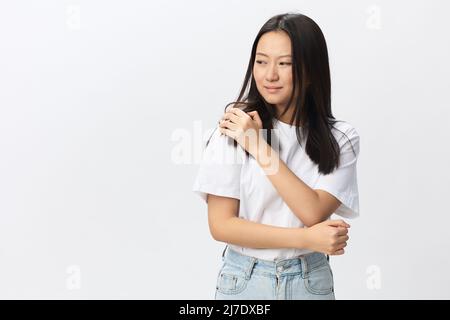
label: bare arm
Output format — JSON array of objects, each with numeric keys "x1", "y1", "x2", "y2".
[
  {"x1": 207, "y1": 194, "x2": 349, "y2": 254},
  {"x1": 215, "y1": 217, "x2": 307, "y2": 249},
  {"x1": 218, "y1": 109, "x2": 344, "y2": 227},
  {"x1": 254, "y1": 145, "x2": 341, "y2": 227}
]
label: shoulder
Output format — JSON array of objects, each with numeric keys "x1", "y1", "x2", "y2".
[
  {"x1": 203, "y1": 126, "x2": 245, "y2": 164},
  {"x1": 205, "y1": 126, "x2": 237, "y2": 150},
  {"x1": 329, "y1": 119, "x2": 359, "y2": 142},
  {"x1": 329, "y1": 120, "x2": 360, "y2": 157}
]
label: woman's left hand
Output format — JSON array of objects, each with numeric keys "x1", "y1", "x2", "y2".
[{"x1": 218, "y1": 107, "x2": 266, "y2": 157}]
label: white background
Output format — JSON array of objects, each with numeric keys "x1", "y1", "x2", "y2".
[{"x1": 0, "y1": 0, "x2": 449, "y2": 299}]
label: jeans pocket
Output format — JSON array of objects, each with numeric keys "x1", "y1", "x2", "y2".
[
  {"x1": 303, "y1": 261, "x2": 334, "y2": 295},
  {"x1": 216, "y1": 263, "x2": 249, "y2": 295}
]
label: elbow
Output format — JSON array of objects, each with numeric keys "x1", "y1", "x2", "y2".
[
  {"x1": 298, "y1": 211, "x2": 329, "y2": 227},
  {"x1": 210, "y1": 229, "x2": 222, "y2": 241},
  {"x1": 211, "y1": 229, "x2": 228, "y2": 243},
  {"x1": 209, "y1": 222, "x2": 227, "y2": 242},
  {"x1": 209, "y1": 216, "x2": 235, "y2": 242},
  {"x1": 209, "y1": 225, "x2": 220, "y2": 241}
]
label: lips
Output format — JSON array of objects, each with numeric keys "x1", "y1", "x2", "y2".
[
  {"x1": 265, "y1": 86, "x2": 282, "y2": 89},
  {"x1": 265, "y1": 86, "x2": 282, "y2": 93}
]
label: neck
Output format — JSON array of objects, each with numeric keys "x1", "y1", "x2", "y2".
[{"x1": 274, "y1": 104, "x2": 295, "y2": 125}]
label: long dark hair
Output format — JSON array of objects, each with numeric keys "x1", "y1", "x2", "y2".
[{"x1": 207, "y1": 13, "x2": 355, "y2": 175}]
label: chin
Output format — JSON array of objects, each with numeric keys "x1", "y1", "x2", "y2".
[{"x1": 262, "y1": 96, "x2": 282, "y2": 105}]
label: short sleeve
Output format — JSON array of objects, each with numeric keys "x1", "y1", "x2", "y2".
[
  {"x1": 192, "y1": 126, "x2": 244, "y2": 203},
  {"x1": 314, "y1": 125, "x2": 360, "y2": 219}
]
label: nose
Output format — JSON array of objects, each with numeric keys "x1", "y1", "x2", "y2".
[{"x1": 265, "y1": 63, "x2": 279, "y2": 82}]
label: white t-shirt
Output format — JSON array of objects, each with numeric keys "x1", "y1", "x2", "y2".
[{"x1": 192, "y1": 118, "x2": 360, "y2": 260}]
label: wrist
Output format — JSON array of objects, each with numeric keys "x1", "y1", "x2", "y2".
[
  {"x1": 253, "y1": 141, "x2": 271, "y2": 164},
  {"x1": 253, "y1": 142, "x2": 281, "y2": 175},
  {"x1": 295, "y1": 227, "x2": 311, "y2": 250}
]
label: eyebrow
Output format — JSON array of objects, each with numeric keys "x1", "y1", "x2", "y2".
[{"x1": 256, "y1": 52, "x2": 292, "y2": 58}]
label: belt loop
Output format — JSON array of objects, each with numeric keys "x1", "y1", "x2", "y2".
[
  {"x1": 300, "y1": 255, "x2": 308, "y2": 279},
  {"x1": 221, "y1": 245, "x2": 228, "y2": 260},
  {"x1": 245, "y1": 257, "x2": 256, "y2": 280}
]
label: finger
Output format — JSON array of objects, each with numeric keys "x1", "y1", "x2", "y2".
[
  {"x1": 334, "y1": 238, "x2": 348, "y2": 249},
  {"x1": 326, "y1": 219, "x2": 349, "y2": 228},
  {"x1": 247, "y1": 110, "x2": 261, "y2": 120},
  {"x1": 333, "y1": 249, "x2": 345, "y2": 255},
  {"x1": 247, "y1": 111, "x2": 263, "y2": 126},
  {"x1": 218, "y1": 127, "x2": 235, "y2": 138},
  {"x1": 338, "y1": 242, "x2": 348, "y2": 249},
  {"x1": 337, "y1": 234, "x2": 349, "y2": 243},
  {"x1": 219, "y1": 119, "x2": 238, "y2": 130},
  {"x1": 229, "y1": 107, "x2": 250, "y2": 118},
  {"x1": 334, "y1": 238, "x2": 348, "y2": 248},
  {"x1": 336, "y1": 227, "x2": 348, "y2": 236},
  {"x1": 330, "y1": 219, "x2": 350, "y2": 228},
  {"x1": 223, "y1": 112, "x2": 241, "y2": 124}
]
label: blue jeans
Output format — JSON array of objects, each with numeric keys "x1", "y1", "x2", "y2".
[{"x1": 215, "y1": 246, "x2": 335, "y2": 300}]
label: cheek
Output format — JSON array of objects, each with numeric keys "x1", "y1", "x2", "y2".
[
  {"x1": 281, "y1": 69, "x2": 293, "y2": 85},
  {"x1": 279, "y1": 72, "x2": 293, "y2": 96},
  {"x1": 252, "y1": 68, "x2": 263, "y2": 84},
  {"x1": 254, "y1": 75, "x2": 268, "y2": 96},
  {"x1": 281, "y1": 75, "x2": 294, "y2": 95}
]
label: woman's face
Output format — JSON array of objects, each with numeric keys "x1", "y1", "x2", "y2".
[{"x1": 253, "y1": 30, "x2": 294, "y2": 110}]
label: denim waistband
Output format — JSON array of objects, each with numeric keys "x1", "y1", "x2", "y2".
[{"x1": 221, "y1": 245, "x2": 328, "y2": 279}]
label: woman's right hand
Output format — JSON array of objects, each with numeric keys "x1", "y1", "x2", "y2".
[{"x1": 303, "y1": 219, "x2": 350, "y2": 255}]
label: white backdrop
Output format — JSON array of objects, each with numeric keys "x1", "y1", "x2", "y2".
[{"x1": 0, "y1": 0, "x2": 449, "y2": 299}]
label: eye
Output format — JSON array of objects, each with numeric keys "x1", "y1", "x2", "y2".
[
  {"x1": 280, "y1": 62, "x2": 292, "y2": 66},
  {"x1": 255, "y1": 60, "x2": 266, "y2": 64}
]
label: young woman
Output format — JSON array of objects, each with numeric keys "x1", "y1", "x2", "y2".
[{"x1": 192, "y1": 13, "x2": 360, "y2": 300}]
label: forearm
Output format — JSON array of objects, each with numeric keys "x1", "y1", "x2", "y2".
[
  {"x1": 254, "y1": 144, "x2": 326, "y2": 226},
  {"x1": 214, "y1": 217, "x2": 309, "y2": 249}
]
